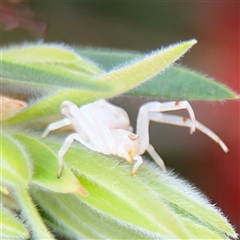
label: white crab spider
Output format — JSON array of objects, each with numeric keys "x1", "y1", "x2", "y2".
[{"x1": 42, "y1": 99, "x2": 229, "y2": 178}]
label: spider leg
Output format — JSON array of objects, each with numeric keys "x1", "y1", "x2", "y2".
[
  {"x1": 134, "y1": 103, "x2": 168, "y2": 172},
  {"x1": 149, "y1": 112, "x2": 229, "y2": 152},
  {"x1": 131, "y1": 156, "x2": 143, "y2": 176},
  {"x1": 41, "y1": 118, "x2": 72, "y2": 139},
  {"x1": 57, "y1": 132, "x2": 108, "y2": 178},
  {"x1": 57, "y1": 133, "x2": 83, "y2": 177},
  {"x1": 147, "y1": 144, "x2": 167, "y2": 173},
  {"x1": 136, "y1": 101, "x2": 196, "y2": 152}
]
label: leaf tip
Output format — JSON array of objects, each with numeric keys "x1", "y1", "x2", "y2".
[
  {"x1": 189, "y1": 38, "x2": 198, "y2": 45},
  {"x1": 72, "y1": 182, "x2": 89, "y2": 197},
  {"x1": 182, "y1": 39, "x2": 198, "y2": 49}
]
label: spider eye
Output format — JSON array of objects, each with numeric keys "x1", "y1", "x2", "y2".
[{"x1": 128, "y1": 133, "x2": 139, "y2": 141}]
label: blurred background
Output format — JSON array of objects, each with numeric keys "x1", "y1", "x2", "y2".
[{"x1": 1, "y1": 0, "x2": 239, "y2": 233}]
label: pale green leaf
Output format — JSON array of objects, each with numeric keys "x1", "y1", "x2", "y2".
[
  {"x1": 45, "y1": 141, "x2": 190, "y2": 238},
  {"x1": 3, "y1": 40, "x2": 198, "y2": 125},
  {"x1": 0, "y1": 132, "x2": 32, "y2": 188},
  {"x1": 39, "y1": 140, "x2": 237, "y2": 239},
  {"x1": 31, "y1": 188, "x2": 148, "y2": 239},
  {"x1": 12, "y1": 188, "x2": 55, "y2": 239},
  {"x1": 4, "y1": 88, "x2": 108, "y2": 125},
  {"x1": 1, "y1": 206, "x2": 29, "y2": 239},
  {"x1": 127, "y1": 66, "x2": 237, "y2": 100},
  {"x1": 182, "y1": 218, "x2": 228, "y2": 239},
  {"x1": 140, "y1": 163, "x2": 237, "y2": 238},
  {"x1": 14, "y1": 134, "x2": 88, "y2": 195},
  {"x1": 1, "y1": 44, "x2": 107, "y2": 103},
  {"x1": 95, "y1": 39, "x2": 198, "y2": 94},
  {"x1": 78, "y1": 48, "x2": 238, "y2": 100},
  {"x1": 1, "y1": 60, "x2": 106, "y2": 92},
  {"x1": 2, "y1": 43, "x2": 101, "y2": 75}
]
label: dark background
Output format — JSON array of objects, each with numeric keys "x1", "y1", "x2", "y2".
[{"x1": 1, "y1": 1, "x2": 239, "y2": 233}]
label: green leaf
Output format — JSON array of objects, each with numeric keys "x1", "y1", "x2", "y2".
[
  {"x1": 4, "y1": 89, "x2": 106, "y2": 125},
  {"x1": 3, "y1": 40, "x2": 198, "y2": 125},
  {"x1": 12, "y1": 188, "x2": 55, "y2": 239},
  {"x1": 76, "y1": 48, "x2": 139, "y2": 71},
  {"x1": 31, "y1": 189, "x2": 149, "y2": 239},
  {"x1": 182, "y1": 218, "x2": 229, "y2": 239},
  {"x1": 1, "y1": 44, "x2": 108, "y2": 102},
  {"x1": 140, "y1": 163, "x2": 237, "y2": 238},
  {"x1": 78, "y1": 47, "x2": 238, "y2": 100},
  {"x1": 1, "y1": 43, "x2": 101, "y2": 75},
  {"x1": 1, "y1": 60, "x2": 107, "y2": 93},
  {"x1": 1, "y1": 206, "x2": 29, "y2": 239},
  {"x1": 0, "y1": 131, "x2": 32, "y2": 188},
  {"x1": 46, "y1": 142, "x2": 190, "y2": 238},
  {"x1": 14, "y1": 134, "x2": 88, "y2": 196},
  {"x1": 39, "y1": 141, "x2": 237, "y2": 239},
  {"x1": 95, "y1": 39, "x2": 198, "y2": 94},
  {"x1": 127, "y1": 66, "x2": 237, "y2": 100}
]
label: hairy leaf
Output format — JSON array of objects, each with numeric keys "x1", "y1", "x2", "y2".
[
  {"x1": 14, "y1": 134, "x2": 88, "y2": 195},
  {"x1": 13, "y1": 188, "x2": 55, "y2": 239},
  {"x1": 1, "y1": 43, "x2": 101, "y2": 75},
  {"x1": 31, "y1": 140, "x2": 237, "y2": 239},
  {"x1": 31, "y1": 188, "x2": 149, "y2": 239},
  {"x1": 0, "y1": 131, "x2": 32, "y2": 188},
  {"x1": 3, "y1": 40, "x2": 198, "y2": 125},
  {"x1": 78, "y1": 48, "x2": 238, "y2": 100},
  {"x1": 1, "y1": 206, "x2": 29, "y2": 239}
]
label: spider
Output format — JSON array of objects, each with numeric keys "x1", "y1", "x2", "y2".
[{"x1": 42, "y1": 99, "x2": 228, "y2": 178}]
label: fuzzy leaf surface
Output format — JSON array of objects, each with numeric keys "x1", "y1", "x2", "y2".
[
  {"x1": 14, "y1": 134, "x2": 87, "y2": 195},
  {"x1": 78, "y1": 48, "x2": 238, "y2": 100},
  {"x1": 0, "y1": 132, "x2": 31, "y2": 188},
  {"x1": 1, "y1": 43, "x2": 101, "y2": 75},
  {"x1": 12, "y1": 188, "x2": 56, "y2": 239},
  {"x1": 30, "y1": 140, "x2": 237, "y2": 239},
  {"x1": 1, "y1": 206, "x2": 29, "y2": 239},
  {"x1": 3, "y1": 40, "x2": 198, "y2": 125},
  {"x1": 31, "y1": 188, "x2": 149, "y2": 239}
]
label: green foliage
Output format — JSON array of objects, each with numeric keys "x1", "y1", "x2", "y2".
[
  {"x1": 77, "y1": 48, "x2": 237, "y2": 100},
  {"x1": 0, "y1": 40, "x2": 238, "y2": 239},
  {"x1": 1, "y1": 206, "x2": 29, "y2": 239},
  {"x1": 1, "y1": 133, "x2": 32, "y2": 188}
]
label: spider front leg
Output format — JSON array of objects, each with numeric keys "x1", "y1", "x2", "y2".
[
  {"x1": 136, "y1": 101, "x2": 196, "y2": 172},
  {"x1": 57, "y1": 133, "x2": 83, "y2": 178},
  {"x1": 56, "y1": 129, "x2": 109, "y2": 178},
  {"x1": 137, "y1": 101, "x2": 196, "y2": 148},
  {"x1": 131, "y1": 156, "x2": 143, "y2": 176},
  {"x1": 149, "y1": 112, "x2": 229, "y2": 152},
  {"x1": 147, "y1": 144, "x2": 167, "y2": 173}
]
